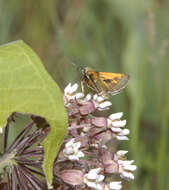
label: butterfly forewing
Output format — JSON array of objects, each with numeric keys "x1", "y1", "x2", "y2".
[{"x1": 99, "y1": 72, "x2": 129, "y2": 94}]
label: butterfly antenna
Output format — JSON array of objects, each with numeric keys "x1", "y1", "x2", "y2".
[
  {"x1": 70, "y1": 62, "x2": 83, "y2": 72},
  {"x1": 70, "y1": 62, "x2": 77, "y2": 67}
]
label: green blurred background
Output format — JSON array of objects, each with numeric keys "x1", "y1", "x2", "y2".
[{"x1": 0, "y1": 0, "x2": 169, "y2": 189}]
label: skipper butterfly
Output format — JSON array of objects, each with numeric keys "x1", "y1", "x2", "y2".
[{"x1": 81, "y1": 67, "x2": 129, "y2": 97}]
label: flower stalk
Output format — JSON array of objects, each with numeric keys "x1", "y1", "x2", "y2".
[{"x1": 0, "y1": 152, "x2": 16, "y2": 173}]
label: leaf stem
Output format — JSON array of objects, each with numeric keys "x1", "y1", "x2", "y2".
[{"x1": 0, "y1": 152, "x2": 16, "y2": 173}]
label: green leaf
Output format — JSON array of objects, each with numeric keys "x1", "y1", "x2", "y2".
[{"x1": 0, "y1": 40, "x2": 68, "y2": 185}]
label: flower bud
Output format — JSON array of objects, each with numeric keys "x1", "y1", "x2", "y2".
[
  {"x1": 91, "y1": 117, "x2": 108, "y2": 127},
  {"x1": 79, "y1": 102, "x2": 96, "y2": 115},
  {"x1": 61, "y1": 170, "x2": 84, "y2": 185}
]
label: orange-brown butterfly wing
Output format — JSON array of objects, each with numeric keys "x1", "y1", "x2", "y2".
[
  {"x1": 98, "y1": 72, "x2": 129, "y2": 95},
  {"x1": 83, "y1": 68, "x2": 129, "y2": 95}
]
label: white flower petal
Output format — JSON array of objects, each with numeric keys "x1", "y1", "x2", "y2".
[
  {"x1": 124, "y1": 164, "x2": 137, "y2": 171},
  {"x1": 77, "y1": 151, "x2": 85, "y2": 158},
  {"x1": 64, "y1": 83, "x2": 72, "y2": 93},
  {"x1": 87, "y1": 168, "x2": 102, "y2": 179},
  {"x1": 87, "y1": 172, "x2": 97, "y2": 180},
  {"x1": 119, "y1": 129, "x2": 130, "y2": 136},
  {"x1": 97, "y1": 174, "x2": 104, "y2": 182},
  {"x1": 74, "y1": 142, "x2": 81, "y2": 150},
  {"x1": 75, "y1": 93, "x2": 84, "y2": 99},
  {"x1": 93, "y1": 94, "x2": 98, "y2": 100},
  {"x1": 64, "y1": 148, "x2": 73, "y2": 154},
  {"x1": 109, "y1": 181, "x2": 122, "y2": 190},
  {"x1": 99, "y1": 101, "x2": 112, "y2": 109},
  {"x1": 85, "y1": 94, "x2": 92, "y2": 101},
  {"x1": 118, "y1": 160, "x2": 134, "y2": 165},
  {"x1": 64, "y1": 139, "x2": 84, "y2": 160},
  {"x1": 116, "y1": 136, "x2": 129, "y2": 141},
  {"x1": 96, "y1": 184, "x2": 103, "y2": 190},
  {"x1": 121, "y1": 171, "x2": 135, "y2": 180},
  {"x1": 68, "y1": 155, "x2": 79, "y2": 161},
  {"x1": 65, "y1": 139, "x2": 75, "y2": 147},
  {"x1": 98, "y1": 107, "x2": 110, "y2": 111},
  {"x1": 86, "y1": 182, "x2": 97, "y2": 189},
  {"x1": 69, "y1": 83, "x2": 78, "y2": 94},
  {"x1": 109, "y1": 112, "x2": 123, "y2": 121},
  {"x1": 97, "y1": 96, "x2": 104, "y2": 102},
  {"x1": 117, "y1": 150, "x2": 128, "y2": 156},
  {"x1": 111, "y1": 127, "x2": 122, "y2": 133},
  {"x1": 93, "y1": 168, "x2": 102, "y2": 174},
  {"x1": 112, "y1": 120, "x2": 126, "y2": 127}
]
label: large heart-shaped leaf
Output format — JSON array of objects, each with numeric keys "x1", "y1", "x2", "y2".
[{"x1": 0, "y1": 40, "x2": 68, "y2": 185}]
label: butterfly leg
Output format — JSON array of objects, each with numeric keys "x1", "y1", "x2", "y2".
[
  {"x1": 99, "y1": 91, "x2": 109, "y2": 99},
  {"x1": 81, "y1": 80, "x2": 85, "y2": 94}
]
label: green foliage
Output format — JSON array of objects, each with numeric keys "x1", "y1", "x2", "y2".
[{"x1": 0, "y1": 40, "x2": 68, "y2": 185}]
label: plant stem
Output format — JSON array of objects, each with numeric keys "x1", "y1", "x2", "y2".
[{"x1": 0, "y1": 152, "x2": 16, "y2": 173}]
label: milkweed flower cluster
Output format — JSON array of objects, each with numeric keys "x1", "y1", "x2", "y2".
[
  {"x1": 0, "y1": 83, "x2": 136, "y2": 190},
  {"x1": 59, "y1": 83, "x2": 137, "y2": 190}
]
